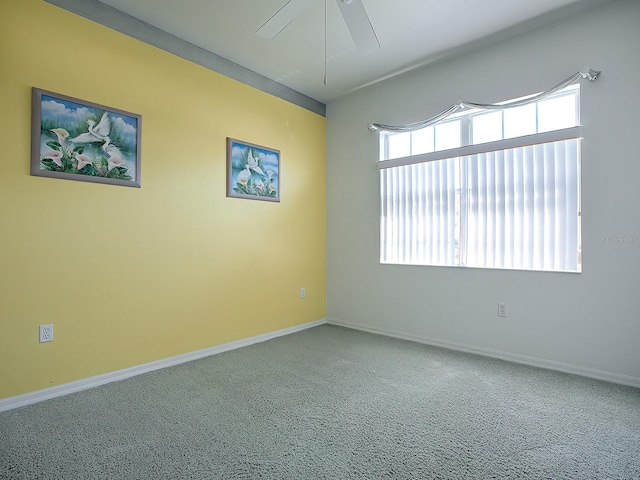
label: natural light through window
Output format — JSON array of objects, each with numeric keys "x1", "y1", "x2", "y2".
[{"x1": 379, "y1": 84, "x2": 581, "y2": 272}]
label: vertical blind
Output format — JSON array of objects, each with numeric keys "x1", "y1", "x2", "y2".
[{"x1": 380, "y1": 138, "x2": 580, "y2": 271}]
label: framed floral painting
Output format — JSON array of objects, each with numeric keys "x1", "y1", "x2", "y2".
[
  {"x1": 227, "y1": 138, "x2": 280, "y2": 202},
  {"x1": 31, "y1": 87, "x2": 142, "y2": 187}
]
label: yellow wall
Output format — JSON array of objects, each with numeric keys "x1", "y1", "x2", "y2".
[{"x1": 0, "y1": 0, "x2": 326, "y2": 399}]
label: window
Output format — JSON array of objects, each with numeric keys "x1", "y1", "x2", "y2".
[{"x1": 379, "y1": 85, "x2": 581, "y2": 272}]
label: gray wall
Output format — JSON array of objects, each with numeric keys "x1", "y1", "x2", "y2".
[{"x1": 326, "y1": 0, "x2": 640, "y2": 386}]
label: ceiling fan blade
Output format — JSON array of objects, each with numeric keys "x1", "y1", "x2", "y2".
[
  {"x1": 256, "y1": 0, "x2": 316, "y2": 39},
  {"x1": 336, "y1": 0, "x2": 380, "y2": 53}
]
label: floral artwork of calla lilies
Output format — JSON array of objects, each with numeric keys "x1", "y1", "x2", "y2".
[
  {"x1": 38, "y1": 94, "x2": 138, "y2": 181},
  {"x1": 229, "y1": 140, "x2": 279, "y2": 200}
]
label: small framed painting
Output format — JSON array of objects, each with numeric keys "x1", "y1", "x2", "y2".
[
  {"x1": 31, "y1": 87, "x2": 142, "y2": 187},
  {"x1": 227, "y1": 138, "x2": 280, "y2": 202}
]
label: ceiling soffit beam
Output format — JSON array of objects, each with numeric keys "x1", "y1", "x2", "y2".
[{"x1": 43, "y1": 0, "x2": 326, "y2": 117}]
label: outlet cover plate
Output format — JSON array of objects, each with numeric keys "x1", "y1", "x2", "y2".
[{"x1": 39, "y1": 324, "x2": 53, "y2": 343}]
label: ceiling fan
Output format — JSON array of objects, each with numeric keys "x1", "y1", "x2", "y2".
[{"x1": 256, "y1": 0, "x2": 380, "y2": 54}]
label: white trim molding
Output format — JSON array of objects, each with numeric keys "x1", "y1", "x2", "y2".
[
  {"x1": 327, "y1": 318, "x2": 640, "y2": 389},
  {"x1": 0, "y1": 319, "x2": 327, "y2": 413}
]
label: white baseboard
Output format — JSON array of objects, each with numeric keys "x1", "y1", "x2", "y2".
[
  {"x1": 327, "y1": 318, "x2": 640, "y2": 389},
  {"x1": 0, "y1": 318, "x2": 327, "y2": 413}
]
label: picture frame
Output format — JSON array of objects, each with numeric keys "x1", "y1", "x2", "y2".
[
  {"x1": 227, "y1": 137, "x2": 280, "y2": 202},
  {"x1": 31, "y1": 87, "x2": 142, "y2": 188}
]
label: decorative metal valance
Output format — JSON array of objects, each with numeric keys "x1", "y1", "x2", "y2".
[{"x1": 367, "y1": 66, "x2": 600, "y2": 133}]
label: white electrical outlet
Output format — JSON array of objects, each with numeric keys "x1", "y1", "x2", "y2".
[
  {"x1": 498, "y1": 303, "x2": 508, "y2": 317},
  {"x1": 300, "y1": 288, "x2": 306, "y2": 299},
  {"x1": 39, "y1": 324, "x2": 53, "y2": 343}
]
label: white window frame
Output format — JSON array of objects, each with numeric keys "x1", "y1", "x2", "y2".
[{"x1": 378, "y1": 85, "x2": 582, "y2": 273}]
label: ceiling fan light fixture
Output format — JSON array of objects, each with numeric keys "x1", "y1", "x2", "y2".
[{"x1": 257, "y1": 0, "x2": 380, "y2": 55}]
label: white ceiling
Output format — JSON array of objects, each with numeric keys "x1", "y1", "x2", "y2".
[{"x1": 94, "y1": 0, "x2": 608, "y2": 105}]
